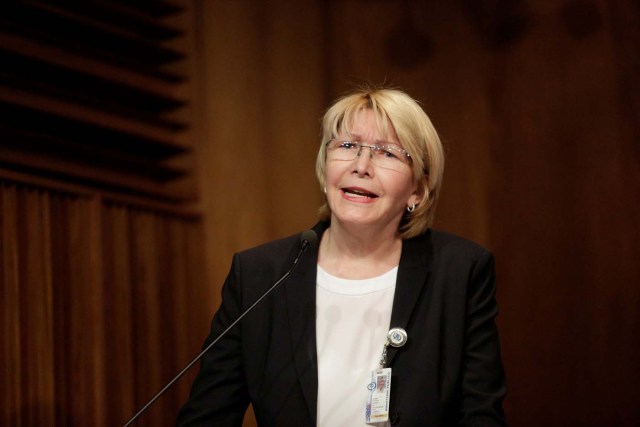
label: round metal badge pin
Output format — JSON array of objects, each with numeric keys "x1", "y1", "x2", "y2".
[{"x1": 387, "y1": 327, "x2": 408, "y2": 348}]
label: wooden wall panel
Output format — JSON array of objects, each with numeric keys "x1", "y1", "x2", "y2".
[
  {"x1": 198, "y1": 1, "x2": 639, "y2": 426},
  {"x1": 130, "y1": 211, "x2": 164, "y2": 426},
  {"x1": 197, "y1": 0, "x2": 326, "y2": 310},
  {"x1": 0, "y1": 176, "x2": 206, "y2": 426},
  {"x1": 49, "y1": 194, "x2": 105, "y2": 425},
  {"x1": 0, "y1": 0, "x2": 197, "y2": 200},
  {"x1": 1, "y1": 1, "x2": 207, "y2": 424},
  {"x1": 19, "y1": 189, "x2": 56, "y2": 425},
  {"x1": 485, "y1": 2, "x2": 640, "y2": 425},
  {"x1": 1, "y1": 184, "x2": 21, "y2": 424},
  {"x1": 2, "y1": 0, "x2": 637, "y2": 426},
  {"x1": 102, "y1": 204, "x2": 136, "y2": 427},
  {"x1": 101, "y1": 203, "x2": 208, "y2": 426},
  {"x1": 306, "y1": 1, "x2": 639, "y2": 425}
]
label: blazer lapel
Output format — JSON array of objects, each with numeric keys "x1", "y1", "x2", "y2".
[
  {"x1": 386, "y1": 230, "x2": 433, "y2": 366},
  {"x1": 284, "y1": 222, "x2": 327, "y2": 424}
]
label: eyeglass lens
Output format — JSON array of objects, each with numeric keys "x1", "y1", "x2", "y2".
[{"x1": 326, "y1": 140, "x2": 410, "y2": 170}]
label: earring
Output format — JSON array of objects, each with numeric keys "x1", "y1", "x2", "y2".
[
  {"x1": 406, "y1": 203, "x2": 416, "y2": 213},
  {"x1": 323, "y1": 186, "x2": 327, "y2": 194}
]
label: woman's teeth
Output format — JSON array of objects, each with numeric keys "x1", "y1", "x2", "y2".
[{"x1": 343, "y1": 189, "x2": 376, "y2": 198}]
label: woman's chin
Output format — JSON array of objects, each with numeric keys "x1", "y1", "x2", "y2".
[{"x1": 331, "y1": 212, "x2": 400, "y2": 232}]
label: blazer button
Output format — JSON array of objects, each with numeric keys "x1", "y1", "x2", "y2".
[{"x1": 390, "y1": 410, "x2": 400, "y2": 425}]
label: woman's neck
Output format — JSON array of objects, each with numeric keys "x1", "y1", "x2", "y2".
[{"x1": 318, "y1": 222, "x2": 402, "y2": 280}]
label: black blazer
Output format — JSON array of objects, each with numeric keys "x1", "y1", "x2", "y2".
[{"x1": 178, "y1": 222, "x2": 507, "y2": 426}]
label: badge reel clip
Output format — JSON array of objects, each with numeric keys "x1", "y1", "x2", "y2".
[
  {"x1": 380, "y1": 327, "x2": 408, "y2": 368},
  {"x1": 368, "y1": 327, "x2": 408, "y2": 423}
]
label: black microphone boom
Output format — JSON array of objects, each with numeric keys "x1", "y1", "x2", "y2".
[{"x1": 123, "y1": 230, "x2": 318, "y2": 426}]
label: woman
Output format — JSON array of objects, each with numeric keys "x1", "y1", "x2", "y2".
[{"x1": 178, "y1": 88, "x2": 507, "y2": 426}]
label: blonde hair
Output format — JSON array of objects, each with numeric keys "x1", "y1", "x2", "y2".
[{"x1": 315, "y1": 87, "x2": 445, "y2": 238}]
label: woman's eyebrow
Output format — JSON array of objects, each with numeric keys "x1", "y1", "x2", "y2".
[{"x1": 340, "y1": 133, "x2": 400, "y2": 146}]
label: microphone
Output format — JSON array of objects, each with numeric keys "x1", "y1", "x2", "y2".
[{"x1": 123, "y1": 230, "x2": 318, "y2": 426}]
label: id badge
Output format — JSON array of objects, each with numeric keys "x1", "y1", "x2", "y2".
[{"x1": 365, "y1": 367, "x2": 391, "y2": 423}]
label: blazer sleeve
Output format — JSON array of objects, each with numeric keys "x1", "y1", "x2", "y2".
[
  {"x1": 177, "y1": 254, "x2": 250, "y2": 427},
  {"x1": 460, "y1": 250, "x2": 508, "y2": 426}
]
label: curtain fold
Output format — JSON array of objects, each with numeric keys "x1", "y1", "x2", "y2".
[{"x1": 1, "y1": 181, "x2": 204, "y2": 426}]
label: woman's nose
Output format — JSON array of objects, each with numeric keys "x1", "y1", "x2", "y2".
[{"x1": 353, "y1": 146, "x2": 374, "y2": 175}]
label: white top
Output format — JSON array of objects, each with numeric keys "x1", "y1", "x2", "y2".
[{"x1": 316, "y1": 265, "x2": 397, "y2": 426}]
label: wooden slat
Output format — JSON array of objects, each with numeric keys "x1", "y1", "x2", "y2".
[
  {"x1": 19, "y1": 189, "x2": 55, "y2": 425},
  {"x1": 0, "y1": 0, "x2": 201, "y2": 423},
  {"x1": 167, "y1": 219, "x2": 189, "y2": 411},
  {"x1": 28, "y1": 0, "x2": 185, "y2": 41},
  {"x1": 152, "y1": 216, "x2": 181, "y2": 422},
  {"x1": 0, "y1": 33, "x2": 186, "y2": 92},
  {"x1": 130, "y1": 211, "x2": 164, "y2": 426},
  {"x1": 0, "y1": 127, "x2": 190, "y2": 181},
  {"x1": 0, "y1": 51, "x2": 188, "y2": 124},
  {"x1": 0, "y1": 0, "x2": 196, "y2": 203},
  {"x1": 3, "y1": 1, "x2": 186, "y2": 67},
  {"x1": 0, "y1": 184, "x2": 22, "y2": 425},
  {"x1": 1, "y1": 176, "x2": 204, "y2": 425},
  {"x1": 105, "y1": 0, "x2": 186, "y2": 18},
  {"x1": 0, "y1": 168, "x2": 201, "y2": 217},
  {"x1": 0, "y1": 146, "x2": 196, "y2": 202},
  {"x1": 49, "y1": 194, "x2": 71, "y2": 426},
  {"x1": 64, "y1": 196, "x2": 106, "y2": 425},
  {"x1": 172, "y1": 218, "x2": 208, "y2": 416},
  {"x1": 0, "y1": 87, "x2": 189, "y2": 150},
  {"x1": 102, "y1": 205, "x2": 135, "y2": 426}
]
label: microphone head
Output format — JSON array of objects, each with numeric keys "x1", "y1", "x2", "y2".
[{"x1": 300, "y1": 229, "x2": 318, "y2": 249}]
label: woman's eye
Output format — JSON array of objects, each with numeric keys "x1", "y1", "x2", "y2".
[
  {"x1": 381, "y1": 148, "x2": 399, "y2": 159},
  {"x1": 341, "y1": 141, "x2": 358, "y2": 149}
]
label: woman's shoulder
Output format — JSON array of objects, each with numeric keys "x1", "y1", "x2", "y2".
[
  {"x1": 408, "y1": 229, "x2": 493, "y2": 267},
  {"x1": 409, "y1": 230, "x2": 496, "y2": 289},
  {"x1": 428, "y1": 229, "x2": 490, "y2": 254},
  {"x1": 239, "y1": 232, "x2": 302, "y2": 258},
  {"x1": 237, "y1": 222, "x2": 327, "y2": 260}
]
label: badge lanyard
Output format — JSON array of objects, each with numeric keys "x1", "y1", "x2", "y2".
[{"x1": 366, "y1": 327, "x2": 408, "y2": 423}]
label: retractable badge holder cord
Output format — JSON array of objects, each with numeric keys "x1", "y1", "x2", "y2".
[{"x1": 367, "y1": 327, "x2": 408, "y2": 424}]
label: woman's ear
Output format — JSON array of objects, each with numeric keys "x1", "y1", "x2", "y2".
[{"x1": 410, "y1": 181, "x2": 426, "y2": 206}]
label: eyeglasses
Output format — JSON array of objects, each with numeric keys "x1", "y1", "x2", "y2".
[{"x1": 325, "y1": 139, "x2": 412, "y2": 171}]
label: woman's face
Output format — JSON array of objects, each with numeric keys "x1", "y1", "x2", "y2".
[{"x1": 324, "y1": 109, "x2": 420, "y2": 234}]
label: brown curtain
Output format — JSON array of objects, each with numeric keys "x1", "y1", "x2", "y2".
[{"x1": 0, "y1": 178, "x2": 206, "y2": 426}]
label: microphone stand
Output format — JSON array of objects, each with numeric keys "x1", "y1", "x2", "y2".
[{"x1": 123, "y1": 232, "x2": 317, "y2": 426}]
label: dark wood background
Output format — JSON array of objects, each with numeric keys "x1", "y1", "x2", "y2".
[{"x1": 1, "y1": 1, "x2": 638, "y2": 426}]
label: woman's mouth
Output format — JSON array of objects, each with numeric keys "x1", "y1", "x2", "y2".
[{"x1": 341, "y1": 187, "x2": 379, "y2": 199}]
